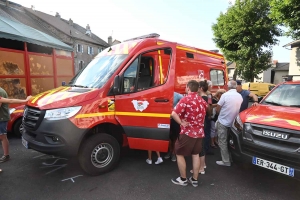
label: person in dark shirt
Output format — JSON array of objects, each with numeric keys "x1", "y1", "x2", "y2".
[{"x1": 236, "y1": 81, "x2": 258, "y2": 112}]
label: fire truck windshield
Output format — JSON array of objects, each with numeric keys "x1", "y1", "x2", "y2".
[
  {"x1": 262, "y1": 84, "x2": 300, "y2": 107},
  {"x1": 71, "y1": 55, "x2": 128, "y2": 88}
]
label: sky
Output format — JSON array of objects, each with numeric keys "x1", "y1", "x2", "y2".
[{"x1": 12, "y1": 0, "x2": 291, "y2": 62}]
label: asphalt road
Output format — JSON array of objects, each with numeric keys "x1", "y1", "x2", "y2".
[{"x1": 0, "y1": 136, "x2": 299, "y2": 200}]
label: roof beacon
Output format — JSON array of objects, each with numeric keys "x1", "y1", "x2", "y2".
[
  {"x1": 123, "y1": 33, "x2": 160, "y2": 42},
  {"x1": 283, "y1": 75, "x2": 293, "y2": 82}
]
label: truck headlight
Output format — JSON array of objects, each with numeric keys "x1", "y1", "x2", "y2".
[
  {"x1": 9, "y1": 108, "x2": 16, "y2": 114},
  {"x1": 45, "y1": 106, "x2": 82, "y2": 120},
  {"x1": 232, "y1": 115, "x2": 243, "y2": 133}
]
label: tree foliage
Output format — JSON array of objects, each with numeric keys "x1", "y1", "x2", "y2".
[
  {"x1": 270, "y1": 0, "x2": 300, "y2": 39},
  {"x1": 212, "y1": 0, "x2": 281, "y2": 81}
]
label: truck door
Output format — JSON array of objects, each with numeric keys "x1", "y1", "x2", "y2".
[{"x1": 114, "y1": 47, "x2": 174, "y2": 152}]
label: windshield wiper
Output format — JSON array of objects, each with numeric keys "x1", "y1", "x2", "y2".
[
  {"x1": 264, "y1": 101, "x2": 282, "y2": 106},
  {"x1": 69, "y1": 84, "x2": 88, "y2": 88}
]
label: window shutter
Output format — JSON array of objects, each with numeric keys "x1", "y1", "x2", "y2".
[
  {"x1": 91, "y1": 47, "x2": 94, "y2": 55},
  {"x1": 81, "y1": 45, "x2": 83, "y2": 53},
  {"x1": 88, "y1": 47, "x2": 90, "y2": 55}
]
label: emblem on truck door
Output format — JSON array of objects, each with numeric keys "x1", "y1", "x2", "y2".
[{"x1": 132, "y1": 100, "x2": 149, "y2": 112}]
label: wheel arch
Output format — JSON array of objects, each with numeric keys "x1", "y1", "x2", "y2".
[{"x1": 77, "y1": 123, "x2": 124, "y2": 155}]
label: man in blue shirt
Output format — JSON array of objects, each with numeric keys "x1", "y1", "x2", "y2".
[
  {"x1": 236, "y1": 81, "x2": 258, "y2": 112},
  {"x1": 165, "y1": 92, "x2": 183, "y2": 162}
]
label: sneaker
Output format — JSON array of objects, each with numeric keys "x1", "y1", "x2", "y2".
[
  {"x1": 171, "y1": 154, "x2": 177, "y2": 162},
  {"x1": 188, "y1": 176, "x2": 198, "y2": 187},
  {"x1": 171, "y1": 177, "x2": 188, "y2": 186},
  {"x1": 0, "y1": 155, "x2": 10, "y2": 163},
  {"x1": 216, "y1": 161, "x2": 231, "y2": 167},
  {"x1": 164, "y1": 152, "x2": 171, "y2": 159},
  {"x1": 146, "y1": 159, "x2": 152, "y2": 164},
  {"x1": 204, "y1": 166, "x2": 207, "y2": 169},
  {"x1": 155, "y1": 157, "x2": 163, "y2": 165},
  {"x1": 190, "y1": 169, "x2": 205, "y2": 174}
]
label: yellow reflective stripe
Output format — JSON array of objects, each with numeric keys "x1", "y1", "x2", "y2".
[
  {"x1": 176, "y1": 46, "x2": 223, "y2": 59},
  {"x1": 42, "y1": 87, "x2": 63, "y2": 99},
  {"x1": 31, "y1": 92, "x2": 47, "y2": 103},
  {"x1": 114, "y1": 44, "x2": 120, "y2": 54},
  {"x1": 158, "y1": 50, "x2": 163, "y2": 84},
  {"x1": 116, "y1": 112, "x2": 170, "y2": 118},
  {"x1": 46, "y1": 87, "x2": 70, "y2": 104},
  {"x1": 123, "y1": 43, "x2": 129, "y2": 54},
  {"x1": 130, "y1": 42, "x2": 138, "y2": 49},
  {"x1": 286, "y1": 120, "x2": 300, "y2": 127},
  {"x1": 13, "y1": 110, "x2": 24, "y2": 113},
  {"x1": 177, "y1": 46, "x2": 196, "y2": 53},
  {"x1": 247, "y1": 116, "x2": 260, "y2": 121},
  {"x1": 260, "y1": 117, "x2": 300, "y2": 127},
  {"x1": 195, "y1": 50, "x2": 223, "y2": 59},
  {"x1": 75, "y1": 112, "x2": 115, "y2": 118},
  {"x1": 261, "y1": 118, "x2": 278, "y2": 122},
  {"x1": 157, "y1": 42, "x2": 164, "y2": 45},
  {"x1": 75, "y1": 112, "x2": 170, "y2": 119}
]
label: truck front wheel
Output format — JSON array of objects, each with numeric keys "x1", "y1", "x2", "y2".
[{"x1": 78, "y1": 133, "x2": 120, "y2": 176}]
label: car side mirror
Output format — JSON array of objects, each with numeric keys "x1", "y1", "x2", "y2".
[{"x1": 113, "y1": 75, "x2": 120, "y2": 95}]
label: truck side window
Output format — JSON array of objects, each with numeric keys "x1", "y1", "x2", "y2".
[
  {"x1": 122, "y1": 48, "x2": 172, "y2": 93},
  {"x1": 123, "y1": 58, "x2": 138, "y2": 93},
  {"x1": 210, "y1": 69, "x2": 224, "y2": 86}
]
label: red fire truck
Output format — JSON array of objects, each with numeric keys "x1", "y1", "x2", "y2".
[{"x1": 22, "y1": 33, "x2": 228, "y2": 175}]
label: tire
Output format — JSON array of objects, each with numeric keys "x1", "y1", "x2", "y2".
[
  {"x1": 13, "y1": 118, "x2": 23, "y2": 137},
  {"x1": 78, "y1": 133, "x2": 120, "y2": 176}
]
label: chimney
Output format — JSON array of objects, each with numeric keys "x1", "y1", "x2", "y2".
[
  {"x1": 5, "y1": 0, "x2": 9, "y2": 7},
  {"x1": 108, "y1": 36, "x2": 112, "y2": 46},
  {"x1": 272, "y1": 60, "x2": 278, "y2": 67},
  {"x1": 69, "y1": 18, "x2": 73, "y2": 26},
  {"x1": 55, "y1": 12, "x2": 61, "y2": 18},
  {"x1": 31, "y1": 5, "x2": 35, "y2": 10},
  {"x1": 85, "y1": 24, "x2": 92, "y2": 37}
]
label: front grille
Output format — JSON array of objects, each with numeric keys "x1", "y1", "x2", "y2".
[
  {"x1": 23, "y1": 106, "x2": 45, "y2": 130},
  {"x1": 241, "y1": 123, "x2": 300, "y2": 168},
  {"x1": 247, "y1": 123, "x2": 300, "y2": 152}
]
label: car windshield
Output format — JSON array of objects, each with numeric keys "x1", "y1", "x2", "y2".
[
  {"x1": 262, "y1": 84, "x2": 300, "y2": 107},
  {"x1": 70, "y1": 55, "x2": 128, "y2": 88}
]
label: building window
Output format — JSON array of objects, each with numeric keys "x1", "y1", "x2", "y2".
[
  {"x1": 77, "y1": 44, "x2": 83, "y2": 53},
  {"x1": 88, "y1": 46, "x2": 94, "y2": 55},
  {"x1": 98, "y1": 47, "x2": 104, "y2": 53},
  {"x1": 79, "y1": 60, "x2": 84, "y2": 70}
]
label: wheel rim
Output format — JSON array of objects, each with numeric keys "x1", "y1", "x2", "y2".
[
  {"x1": 91, "y1": 143, "x2": 114, "y2": 168},
  {"x1": 19, "y1": 123, "x2": 24, "y2": 135}
]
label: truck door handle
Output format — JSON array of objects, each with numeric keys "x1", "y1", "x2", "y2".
[{"x1": 155, "y1": 98, "x2": 169, "y2": 102}]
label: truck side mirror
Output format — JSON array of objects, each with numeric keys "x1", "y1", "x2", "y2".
[{"x1": 113, "y1": 75, "x2": 120, "y2": 94}]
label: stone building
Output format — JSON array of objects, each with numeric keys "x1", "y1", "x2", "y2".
[{"x1": 0, "y1": 0, "x2": 109, "y2": 73}]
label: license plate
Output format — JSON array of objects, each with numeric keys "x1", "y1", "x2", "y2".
[
  {"x1": 22, "y1": 137, "x2": 28, "y2": 149},
  {"x1": 252, "y1": 157, "x2": 294, "y2": 177}
]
